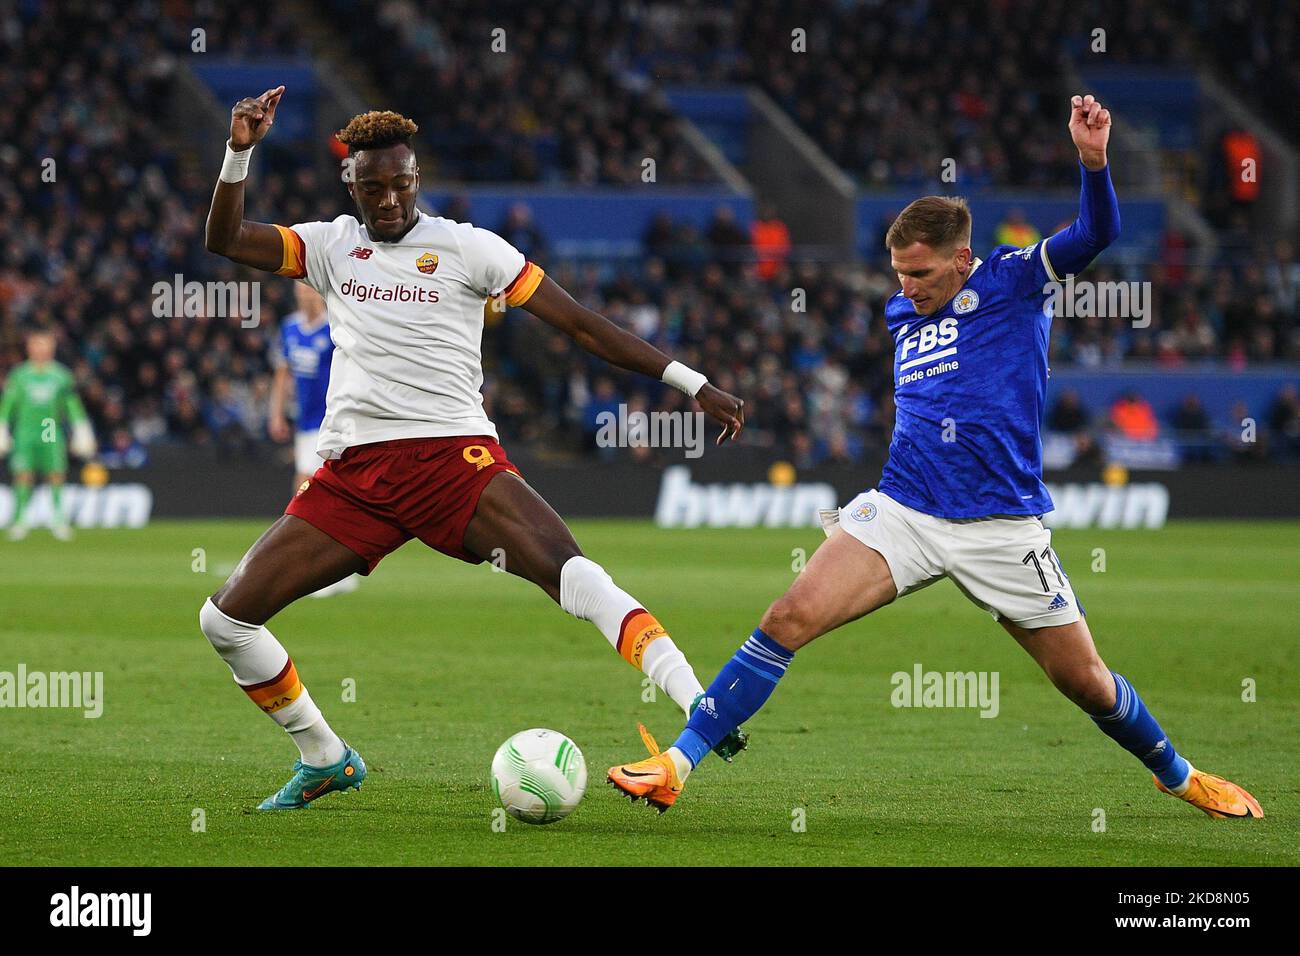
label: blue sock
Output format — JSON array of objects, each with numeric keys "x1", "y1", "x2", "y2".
[
  {"x1": 1091, "y1": 672, "x2": 1190, "y2": 789},
  {"x1": 673, "y1": 628, "x2": 793, "y2": 768}
]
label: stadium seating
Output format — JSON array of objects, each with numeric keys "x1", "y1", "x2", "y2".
[{"x1": 1, "y1": 0, "x2": 1296, "y2": 471}]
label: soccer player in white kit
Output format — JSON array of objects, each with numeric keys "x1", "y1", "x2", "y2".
[{"x1": 201, "y1": 87, "x2": 747, "y2": 809}]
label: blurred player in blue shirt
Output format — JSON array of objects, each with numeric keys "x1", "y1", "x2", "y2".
[
  {"x1": 270, "y1": 282, "x2": 357, "y2": 597},
  {"x1": 270, "y1": 282, "x2": 333, "y2": 489}
]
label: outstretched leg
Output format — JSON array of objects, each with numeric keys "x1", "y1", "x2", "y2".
[
  {"x1": 463, "y1": 471, "x2": 707, "y2": 715},
  {"x1": 1003, "y1": 616, "x2": 1263, "y2": 818},
  {"x1": 679, "y1": 528, "x2": 896, "y2": 766},
  {"x1": 211, "y1": 513, "x2": 366, "y2": 624},
  {"x1": 609, "y1": 528, "x2": 899, "y2": 810},
  {"x1": 200, "y1": 515, "x2": 369, "y2": 806}
]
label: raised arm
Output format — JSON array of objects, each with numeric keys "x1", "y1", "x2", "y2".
[
  {"x1": 1043, "y1": 94, "x2": 1120, "y2": 279},
  {"x1": 522, "y1": 275, "x2": 745, "y2": 444},
  {"x1": 204, "y1": 85, "x2": 295, "y2": 273}
]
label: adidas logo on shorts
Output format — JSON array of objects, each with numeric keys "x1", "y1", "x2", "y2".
[{"x1": 1047, "y1": 593, "x2": 1069, "y2": 611}]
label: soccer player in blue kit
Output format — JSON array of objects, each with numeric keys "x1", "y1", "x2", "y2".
[
  {"x1": 270, "y1": 282, "x2": 332, "y2": 492},
  {"x1": 608, "y1": 95, "x2": 1263, "y2": 820}
]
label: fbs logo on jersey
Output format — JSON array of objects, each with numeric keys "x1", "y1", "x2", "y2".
[
  {"x1": 416, "y1": 252, "x2": 439, "y2": 275},
  {"x1": 899, "y1": 316, "x2": 960, "y2": 362},
  {"x1": 953, "y1": 289, "x2": 980, "y2": 314}
]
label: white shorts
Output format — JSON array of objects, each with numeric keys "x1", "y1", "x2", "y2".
[
  {"x1": 294, "y1": 430, "x2": 322, "y2": 476},
  {"x1": 827, "y1": 489, "x2": 1083, "y2": 629}
]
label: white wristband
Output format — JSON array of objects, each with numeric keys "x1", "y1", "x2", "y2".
[
  {"x1": 662, "y1": 360, "x2": 708, "y2": 397},
  {"x1": 219, "y1": 141, "x2": 254, "y2": 183}
]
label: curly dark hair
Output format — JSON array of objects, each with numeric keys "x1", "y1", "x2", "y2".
[{"x1": 336, "y1": 110, "x2": 419, "y2": 152}]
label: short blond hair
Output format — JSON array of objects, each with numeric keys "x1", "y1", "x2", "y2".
[{"x1": 886, "y1": 196, "x2": 971, "y2": 251}]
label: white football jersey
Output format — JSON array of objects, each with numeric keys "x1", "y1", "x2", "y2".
[{"x1": 274, "y1": 211, "x2": 544, "y2": 459}]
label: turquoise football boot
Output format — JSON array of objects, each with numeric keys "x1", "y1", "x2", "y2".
[
  {"x1": 690, "y1": 693, "x2": 749, "y2": 762},
  {"x1": 258, "y1": 744, "x2": 367, "y2": 810}
]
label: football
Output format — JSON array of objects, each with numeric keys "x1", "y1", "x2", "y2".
[{"x1": 490, "y1": 729, "x2": 588, "y2": 825}]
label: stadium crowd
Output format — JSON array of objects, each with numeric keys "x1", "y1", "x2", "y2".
[
  {"x1": 483, "y1": 207, "x2": 1300, "y2": 466},
  {"x1": 1, "y1": 0, "x2": 1297, "y2": 472},
  {"x1": 325, "y1": 0, "x2": 717, "y2": 184},
  {"x1": 599, "y1": 0, "x2": 1242, "y2": 191}
]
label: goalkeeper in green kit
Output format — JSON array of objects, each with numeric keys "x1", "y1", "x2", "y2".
[{"x1": 0, "y1": 330, "x2": 96, "y2": 541}]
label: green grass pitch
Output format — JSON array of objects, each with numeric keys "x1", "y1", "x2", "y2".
[{"x1": 2, "y1": 519, "x2": 1297, "y2": 866}]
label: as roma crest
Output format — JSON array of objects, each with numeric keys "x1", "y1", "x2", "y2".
[{"x1": 416, "y1": 252, "x2": 439, "y2": 275}]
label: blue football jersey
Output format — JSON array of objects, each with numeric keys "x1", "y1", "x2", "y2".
[
  {"x1": 878, "y1": 241, "x2": 1059, "y2": 519},
  {"x1": 279, "y1": 311, "x2": 333, "y2": 431}
]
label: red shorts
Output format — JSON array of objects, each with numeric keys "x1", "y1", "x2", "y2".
[{"x1": 285, "y1": 435, "x2": 520, "y2": 574}]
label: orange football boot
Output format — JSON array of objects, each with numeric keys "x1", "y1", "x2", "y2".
[
  {"x1": 1155, "y1": 767, "x2": 1264, "y2": 819},
  {"x1": 607, "y1": 724, "x2": 683, "y2": 813}
]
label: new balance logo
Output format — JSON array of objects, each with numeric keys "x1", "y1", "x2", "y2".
[
  {"x1": 1047, "y1": 593, "x2": 1069, "y2": 611},
  {"x1": 348, "y1": 246, "x2": 373, "y2": 259}
]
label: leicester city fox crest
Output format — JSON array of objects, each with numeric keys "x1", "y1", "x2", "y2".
[
  {"x1": 851, "y1": 501, "x2": 878, "y2": 522},
  {"x1": 953, "y1": 288, "x2": 980, "y2": 314}
]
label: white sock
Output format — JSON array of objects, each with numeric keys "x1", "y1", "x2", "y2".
[
  {"x1": 199, "y1": 598, "x2": 346, "y2": 765},
  {"x1": 292, "y1": 717, "x2": 348, "y2": 768},
  {"x1": 559, "y1": 556, "x2": 704, "y2": 712},
  {"x1": 666, "y1": 746, "x2": 694, "y2": 782},
  {"x1": 642, "y1": 637, "x2": 705, "y2": 714}
]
